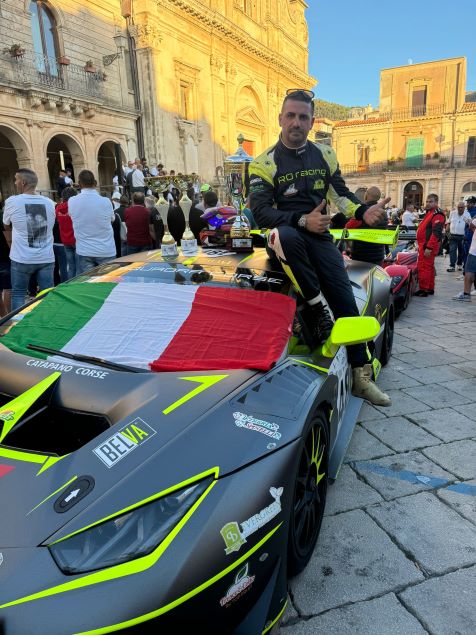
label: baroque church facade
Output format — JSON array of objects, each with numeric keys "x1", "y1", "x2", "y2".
[{"x1": 0, "y1": 0, "x2": 313, "y2": 197}]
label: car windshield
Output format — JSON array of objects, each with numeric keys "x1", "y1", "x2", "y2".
[{"x1": 0, "y1": 257, "x2": 295, "y2": 373}]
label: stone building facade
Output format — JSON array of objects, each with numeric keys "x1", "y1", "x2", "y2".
[
  {"x1": 0, "y1": 0, "x2": 314, "y2": 197},
  {"x1": 131, "y1": 0, "x2": 313, "y2": 180},
  {"x1": 0, "y1": 0, "x2": 139, "y2": 198},
  {"x1": 331, "y1": 58, "x2": 476, "y2": 209}
]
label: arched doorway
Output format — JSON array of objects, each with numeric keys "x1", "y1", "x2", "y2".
[
  {"x1": 403, "y1": 181, "x2": 423, "y2": 209},
  {"x1": 235, "y1": 85, "x2": 265, "y2": 156},
  {"x1": 46, "y1": 134, "x2": 84, "y2": 194},
  {"x1": 97, "y1": 141, "x2": 126, "y2": 191},
  {"x1": 0, "y1": 125, "x2": 31, "y2": 202},
  {"x1": 462, "y1": 181, "x2": 476, "y2": 201}
]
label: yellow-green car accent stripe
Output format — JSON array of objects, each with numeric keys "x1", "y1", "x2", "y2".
[
  {"x1": 290, "y1": 358, "x2": 329, "y2": 374},
  {"x1": 162, "y1": 375, "x2": 228, "y2": 415},
  {"x1": 1, "y1": 468, "x2": 219, "y2": 609},
  {"x1": 72, "y1": 523, "x2": 283, "y2": 635},
  {"x1": 0, "y1": 372, "x2": 61, "y2": 443},
  {"x1": 262, "y1": 600, "x2": 288, "y2": 634},
  {"x1": 27, "y1": 475, "x2": 78, "y2": 515},
  {"x1": 0, "y1": 447, "x2": 46, "y2": 464}
]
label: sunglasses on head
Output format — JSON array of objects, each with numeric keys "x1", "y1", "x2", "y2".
[{"x1": 285, "y1": 88, "x2": 315, "y2": 100}]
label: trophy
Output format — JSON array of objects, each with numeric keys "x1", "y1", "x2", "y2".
[
  {"x1": 177, "y1": 176, "x2": 199, "y2": 255},
  {"x1": 154, "y1": 176, "x2": 178, "y2": 259},
  {"x1": 223, "y1": 134, "x2": 254, "y2": 252}
]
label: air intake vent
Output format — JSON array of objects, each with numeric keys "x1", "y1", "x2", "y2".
[{"x1": 232, "y1": 362, "x2": 320, "y2": 419}]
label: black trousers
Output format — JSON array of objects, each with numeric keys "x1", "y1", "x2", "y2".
[{"x1": 267, "y1": 226, "x2": 367, "y2": 367}]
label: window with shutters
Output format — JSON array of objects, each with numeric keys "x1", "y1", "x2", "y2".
[
  {"x1": 411, "y1": 86, "x2": 427, "y2": 117},
  {"x1": 467, "y1": 137, "x2": 476, "y2": 166}
]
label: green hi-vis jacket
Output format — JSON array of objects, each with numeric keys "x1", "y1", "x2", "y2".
[{"x1": 248, "y1": 139, "x2": 367, "y2": 229}]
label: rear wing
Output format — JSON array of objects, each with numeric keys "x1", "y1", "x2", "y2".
[{"x1": 329, "y1": 228, "x2": 400, "y2": 248}]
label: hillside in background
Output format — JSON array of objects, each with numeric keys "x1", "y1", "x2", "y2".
[{"x1": 314, "y1": 98, "x2": 352, "y2": 120}]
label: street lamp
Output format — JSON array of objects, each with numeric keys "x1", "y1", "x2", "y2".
[{"x1": 102, "y1": 34, "x2": 128, "y2": 67}]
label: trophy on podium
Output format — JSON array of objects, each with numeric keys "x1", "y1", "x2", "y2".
[
  {"x1": 177, "y1": 177, "x2": 199, "y2": 255},
  {"x1": 151, "y1": 177, "x2": 178, "y2": 259},
  {"x1": 224, "y1": 134, "x2": 254, "y2": 252}
]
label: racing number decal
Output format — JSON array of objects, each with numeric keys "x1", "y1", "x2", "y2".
[{"x1": 328, "y1": 347, "x2": 351, "y2": 425}]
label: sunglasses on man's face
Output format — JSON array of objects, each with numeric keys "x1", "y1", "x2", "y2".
[{"x1": 285, "y1": 88, "x2": 315, "y2": 100}]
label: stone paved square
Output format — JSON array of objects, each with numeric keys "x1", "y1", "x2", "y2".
[
  {"x1": 436, "y1": 480, "x2": 476, "y2": 525},
  {"x1": 367, "y1": 492, "x2": 476, "y2": 575},
  {"x1": 289, "y1": 510, "x2": 423, "y2": 614},
  {"x1": 352, "y1": 451, "x2": 454, "y2": 499},
  {"x1": 408, "y1": 408, "x2": 476, "y2": 441},
  {"x1": 360, "y1": 416, "x2": 441, "y2": 452},
  {"x1": 392, "y1": 351, "x2": 466, "y2": 368},
  {"x1": 399, "y1": 566, "x2": 476, "y2": 635},
  {"x1": 372, "y1": 390, "x2": 432, "y2": 417},
  {"x1": 324, "y1": 465, "x2": 384, "y2": 516},
  {"x1": 343, "y1": 424, "x2": 393, "y2": 462},
  {"x1": 401, "y1": 364, "x2": 473, "y2": 384},
  {"x1": 403, "y1": 384, "x2": 474, "y2": 407},
  {"x1": 282, "y1": 594, "x2": 427, "y2": 635},
  {"x1": 422, "y1": 440, "x2": 476, "y2": 480}
]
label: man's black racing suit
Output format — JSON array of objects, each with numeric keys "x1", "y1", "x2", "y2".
[{"x1": 249, "y1": 138, "x2": 368, "y2": 367}]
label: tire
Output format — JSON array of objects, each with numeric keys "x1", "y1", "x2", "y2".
[
  {"x1": 288, "y1": 410, "x2": 329, "y2": 577},
  {"x1": 380, "y1": 306, "x2": 394, "y2": 366}
]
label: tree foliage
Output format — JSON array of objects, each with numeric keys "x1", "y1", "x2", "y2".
[{"x1": 313, "y1": 99, "x2": 352, "y2": 121}]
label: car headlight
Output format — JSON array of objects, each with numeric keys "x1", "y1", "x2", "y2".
[
  {"x1": 390, "y1": 275, "x2": 403, "y2": 289},
  {"x1": 49, "y1": 478, "x2": 212, "y2": 574}
]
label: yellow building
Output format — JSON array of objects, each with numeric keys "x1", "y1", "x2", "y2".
[
  {"x1": 332, "y1": 57, "x2": 476, "y2": 208},
  {"x1": 0, "y1": 0, "x2": 314, "y2": 197}
]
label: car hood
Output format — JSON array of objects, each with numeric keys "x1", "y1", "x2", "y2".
[{"x1": 0, "y1": 349, "x2": 319, "y2": 547}]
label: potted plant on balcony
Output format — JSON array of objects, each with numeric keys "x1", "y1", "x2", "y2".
[
  {"x1": 3, "y1": 44, "x2": 25, "y2": 58},
  {"x1": 58, "y1": 55, "x2": 70, "y2": 66},
  {"x1": 84, "y1": 60, "x2": 96, "y2": 73}
]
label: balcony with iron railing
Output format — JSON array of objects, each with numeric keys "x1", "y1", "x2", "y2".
[
  {"x1": 379, "y1": 103, "x2": 447, "y2": 121},
  {"x1": 340, "y1": 155, "x2": 476, "y2": 176},
  {"x1": 0, "y1": 51, "x2": 135, "y2": 110}
]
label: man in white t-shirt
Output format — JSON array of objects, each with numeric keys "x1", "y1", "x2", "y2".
[
  {"x1": 401, "y1": 203, "x2": 418, "y2": 228},
  {"x1": 3, "y1": 168, "x2": 55, "y2": 311},
  {"x1": 446, "y1": 202, "x2": 471, "y2": 272},
  {"x1": 131, "y1": 164, "x2": 145, "y2": 195},
  {"x1": 453, "y1": 216, "x2": 476, "y2": 302},
  {"x1": 68, "y1": 170, "x2": 116, "y2": 274}
]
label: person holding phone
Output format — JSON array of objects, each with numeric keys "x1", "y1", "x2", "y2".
[{"x1": 249, "y1": 89, "x2": 391, "y2": 406}]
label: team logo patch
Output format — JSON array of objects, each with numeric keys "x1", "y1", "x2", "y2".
[
  {"x1": 93, "y1": 418, "x2": 156, "y2": 468},
  {"x1": 220, "y1": 487, "x2": 283, "y2": 555},
  {"x1": 313, "y1": 179, "x2": 325, "y2": 190},
  {"x1": 283, "y1": 184, "x2": 298, "y2": 197},
  {"x1": 233, "y1": 412, "x2": 281, "y2": 440},
  {"x1": 219, "y1": 563, "x2": 255, "y2": 607}
]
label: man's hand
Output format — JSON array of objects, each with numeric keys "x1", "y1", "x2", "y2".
[
  {"x1": 363, "y1": 197, "x2": 391, "y2": 226},
  {"x1": 303, "y1": 200, "x2": 331, "y2": 233},
  {"x1": 424, "y1": 248, "x2": 432, "y2": 257}
]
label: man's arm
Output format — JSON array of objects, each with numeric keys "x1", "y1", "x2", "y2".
[
  {"x1": 248, "y1": 169, "x2": 300, "y2": 229},
  {"x1": 425, "y1": 215, "x2": 445, "y2": 253},
  {"x1": 327, "y1": 166, "x2": 367, "y2": 220},
  {"x1": 3, "y1": 225, "x2": 12, "y2": 247}
]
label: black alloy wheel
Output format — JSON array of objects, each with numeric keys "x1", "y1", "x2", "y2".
[
  {"x1": 380, "y1": 306, "x2": 394, "y2": 366},
  {"x1": 288, "y1": 410, "x2": 329, "y2": 576}
]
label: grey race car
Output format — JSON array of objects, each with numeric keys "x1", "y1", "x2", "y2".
[{"x1": 0, "y1": 245, "x2": 393, "y2": 634}]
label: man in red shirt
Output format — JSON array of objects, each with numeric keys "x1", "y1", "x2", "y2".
[
  {"x1": 415, "y1": 194, "x2": 446, "y2": 296},
  {"x1": 124, "y1": 192, "x2": 155, "y2": 255},
  {"x1": 55, "y1": 186, "x2": 77, "y2": 279}
]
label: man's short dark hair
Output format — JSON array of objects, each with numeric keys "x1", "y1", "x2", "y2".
[
  {"x1": 78, "y1": 170, "x2": 96, "y2": 188},
  {"x1": 132, "y1": 192, "x2": 145, "y2": 205},
  {"x1": 428, "y1": 193, "x2": 439, "y2": 202},
  {"x1": 62, "y1": 186, "x2": 77, "y2": 202},
  {"x1": 120, "y1": 195, "x2": 129, "y2": 206},
  {"x1": 203, "y1": 191, "x2": 218, "y2": 208},
  {"x1": 16, "y1": 168, "x2": 38, "y2": 188},
  {"x1": 467, "y1": 196, "x2": 476, "y2": 204},
  {"x1": 282, "y1": 90, "x2": 315, "y2": 116}
]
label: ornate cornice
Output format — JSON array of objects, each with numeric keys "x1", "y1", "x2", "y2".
[
  {"x1": 128, "y1": 23, "x2": 163, "y2": 49},
  {"x1": 155, "y1": 0, "x2": 314, "y2": 86}
]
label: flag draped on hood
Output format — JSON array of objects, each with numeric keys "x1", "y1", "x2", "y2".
[{"x1": 1, "y1": 282, "x2": 295, "y2": 372}]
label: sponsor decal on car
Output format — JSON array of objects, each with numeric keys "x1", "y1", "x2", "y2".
[
  {"x1": 26, "y1": 359, "x2": 109, "y2": 379},
  {"x1": 220, "y1": 487, "x2": 283, "y2": 554},
  {"x1": 93, "y1": 418, "x2": 156, "y2": 468},
  {"x1": 233, "y1": 412, "x2": 281, "y2": 440},
  {"x1": 219, "y1": 563, "x2": 255, "y2": 607},
  {"x1": 0, "y1": 410, "x2": 15, "y2": 422}
]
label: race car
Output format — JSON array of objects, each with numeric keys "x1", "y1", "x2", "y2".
[
  {"x1": 0, "y1": 245, "x2": 393, "y2": 635},
  {"x1": 383, "y1": 228, "x2": 418, "y2": 316}
]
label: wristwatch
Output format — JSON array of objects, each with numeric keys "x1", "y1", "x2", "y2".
[{"x1": 298, "y1": 214, "x2": 307, "y2": 229}]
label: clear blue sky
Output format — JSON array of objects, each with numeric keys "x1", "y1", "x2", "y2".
[{"x1": 306, "y1": 0, "x2": 475, "y2": 107}]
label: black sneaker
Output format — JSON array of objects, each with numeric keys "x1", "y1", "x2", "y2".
[
  {"x1": 447, "y1": 267, "x2": 455, "y2": 272},
  {"x1": 310, "y1": 302, "x2": 334, "y2": 346}
]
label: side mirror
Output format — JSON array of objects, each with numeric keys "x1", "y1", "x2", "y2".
[{"x1": 321, "y1": 316, "x2": 380, "y2": 357}]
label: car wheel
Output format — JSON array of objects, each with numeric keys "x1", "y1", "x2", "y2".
[
  {"x1": 288, "y1": 410, "x2": 329, "y2": 577},
  {"x1": 380, "y1": 306, "x2": 394, "y2": 366}
]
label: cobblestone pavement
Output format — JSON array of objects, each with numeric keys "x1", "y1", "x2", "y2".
[{"x1": 282, "y1": 256, "x2": 476, "y2": 635}]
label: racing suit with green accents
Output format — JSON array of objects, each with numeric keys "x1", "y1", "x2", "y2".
[{"x1": 249, "y1": 138, "x2": 369, "y2": 367}]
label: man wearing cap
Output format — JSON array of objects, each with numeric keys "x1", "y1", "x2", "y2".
[{"x1": 249, "y1": 89, "x2": 391, "y2": 406}]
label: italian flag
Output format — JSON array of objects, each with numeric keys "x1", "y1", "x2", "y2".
[{"x1": 2, "y1": 282, "x2": 295, "y2": 372}]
